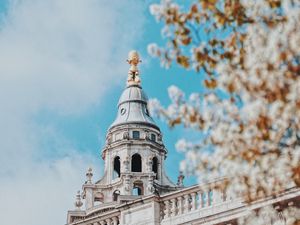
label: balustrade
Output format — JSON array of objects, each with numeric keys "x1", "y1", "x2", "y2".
[
  {"x1": 162, "y1": 183, "x2": 229, "y2": 220},
  {"x1": 87, "y1": 216, "x2": 119, "y2": 225}
]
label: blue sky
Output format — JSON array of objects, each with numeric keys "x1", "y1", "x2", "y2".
[
  {"x1": 30, "y1": 0, "x2": 203, "y2": 183},
  {"x1": 0, "y1": 1, "x2": 202, "y2": 224}
]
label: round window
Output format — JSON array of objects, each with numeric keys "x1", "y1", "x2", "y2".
[{"x1": 120, "y1": 108, "x2": 126, "y2": 115}]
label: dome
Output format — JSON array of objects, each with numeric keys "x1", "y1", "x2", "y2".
[
  {"x1": 118, "y1": 84, "x2": 148, "y2": 106},
  {"x1": 109, "y1": 84, "x2": 159, "y2": 130}
]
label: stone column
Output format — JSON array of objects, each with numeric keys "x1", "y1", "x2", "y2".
[
  {"x1": 124, "y1": 175, "x2": 131, "y2": 195},
  {"x1": 183, "y1": 194, "x2": 190, "y2": 213},
  {"x1": 191, "y1": 192, "x2": 197, "y2": 211},
  {"x1": 123, "y1": 156, "x2": 130, "y2": 173},
  {"x1": 106, "y1": 218, "x2": 112, "y2": 225},
  {"x1": 197, "y1": 191, "x2": 203, "y2": 208},
  {"x1": 177, "y1": 196, "x2": 183, "y2": 215},
  {"x1": 212, "y1": 189, "x2": 224, "y2": 204},
  {"x1": 206, "y1": 190, "x2": 211, "y2": 207},
  {"x1": 171, "y1": 198, "x2": 177, "y2": 217},
  {"x1": 222, "y1": 188, "x2": 227, "y2": 202},
  {"x1": 164, "y1": 200, "x2": 171, "y2": 218},
  {"x1": 83, "y1": 185, "x2": 94, "y2": 210},
  {"x1": 112, "y1": 216, "x2": 119, "y2": 225}
]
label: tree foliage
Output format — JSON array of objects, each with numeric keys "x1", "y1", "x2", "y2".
[{"x1": 148, "y1": 0, "x2": 300, "y2": 223}]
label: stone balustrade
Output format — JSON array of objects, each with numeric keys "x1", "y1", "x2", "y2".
[
  {"x1": 161, "y1": 179, "x2": 229, "y2": 220},
  {"x1": 68, "y1": 179, "x2": 300, "y2": 225},
  {"x1": 67, "y1": 208, "x2": 120, "y2": 225},
  {"x1": 90, "y1": 216, "x2": 120, "y2": 225}
]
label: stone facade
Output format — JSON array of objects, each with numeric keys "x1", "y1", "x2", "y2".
[{"x1": 66, "y1": 51, "x2": 300, "y2": 225}]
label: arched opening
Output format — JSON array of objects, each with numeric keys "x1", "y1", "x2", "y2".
[
  {"x1": 94, "y1": 192, "x2": 104, "y2": 206},
  {"x1": 132, "y1": 181, "x2": 144, "y2": 196},
  {"x1": 113, "y1": 190, "x2": 120, "y2": 201},
  {"x1": 150, "y1": 133, "x2": 156, "y2": 142},
  {"x1": 113, "y1": 156, "x2": 121, "y2": 179},
  {"x1": 131, "y1": 153, "x2": 142, "y2": 172},
  {"x1": 152, "y1": 157, "x2": 158, "y2": 179}
]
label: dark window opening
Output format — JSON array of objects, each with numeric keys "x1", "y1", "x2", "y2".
[
  {"x1": 132, "y1": 181, "x2": 144, "y2": 196},
  {"x1": 150, "y1": 133, "x2": 156, "y2": 142},
  {"x1": 120, "y1": 108, "x2": 126, "y2": 115},
  {"x1": 113, "y1": 156, "x2": 121, "y2": 178},
  {"x1": 132, "y1": 131, "x2": 140, "y2": 139},
  {"x1": 152, "y1": 157, "x2": 158, "y2": 179},
  {"x1": 131, "y1": 153, "x2": 142, "y2": 172},
  {"x1": 113, "y1": 190, "x2": 120, "y2": 201}
]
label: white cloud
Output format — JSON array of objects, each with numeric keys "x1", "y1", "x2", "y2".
[
  {"x1": 0, "y1": 154, "x2": 98, "y2": 225},
  {"x1": 0, "y1": 0, "x2": 146, "y2": 224}
]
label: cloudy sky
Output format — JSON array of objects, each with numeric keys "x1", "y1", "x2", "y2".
[{"x1": 0, "y1": 1, "x2": 202, "y2": 224}]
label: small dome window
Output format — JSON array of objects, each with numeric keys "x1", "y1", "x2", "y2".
[
  {"x1": 150, "y1": 133, "x2": 156, "y2": 142},
  {"x1": 120, "y1": 108, "x2": 126, "y2": 115},
  {"x1": 132, "y1": 131, "x2": 140, "y2": 139}
]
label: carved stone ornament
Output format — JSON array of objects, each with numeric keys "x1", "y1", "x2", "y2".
[
  {"x1": 123, "y1": 156, "x2": 130, "y2": 171},
  {"x1": 74, "y1": 190, "x2": 83, "y2": 210},
  {"x1": 127, "y1": 50, "x2": 141, "y2": 85},
  {"x1": 158, "y1": 134, "x2": 162, "y2": 142},
  {"x1": 124, "y1": 175, "x2": 130, "y2": 191},
  {"x1": 147, "y1": 176, "x2": 154, "y2": 193},
  {"x1": 147, "y1": 157, "x2": 153, "y2": 171},
  {"x1": 145, "y1": 131, "x2": 151, "y2": 140},
  {"x1": 123, "y1": 131, "x2": 129, "y2": 140},
  {"x1": 106, "y1": 134, "x2": 112, "y2": 144},
  {"x1": 86, "y1": 167, "x2": 93, "y2": 184},
  {"x1": 177, "y1": 171, "x2": 185, "y2": 187}
]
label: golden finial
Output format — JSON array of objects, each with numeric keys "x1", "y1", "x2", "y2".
[{"x1": 127, "y1": 50, "x2": 141, "y2": 86}]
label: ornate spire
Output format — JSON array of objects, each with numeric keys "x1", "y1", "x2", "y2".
[
  {"x1": 177, "y1": 171, "x2": 185, "y2": 187},
  {"x1": 85, "y1": 167, "x2": 93, "y2": 184},
  {"x1": 127, "y1": 50, "x2": 141, "y2": 86},
  {"x1": 74, "y1": 191, "x2": 83, "y2": 210}
]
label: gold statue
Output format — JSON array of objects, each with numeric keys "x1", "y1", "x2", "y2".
[{"x1": 127, "y1": 50, "x2": 141, "y2": 85}]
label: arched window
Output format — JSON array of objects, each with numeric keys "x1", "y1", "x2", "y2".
[
  {"x1": 152, "y1": 157, "x2": 158, "y2": 179},
  {"x1": 131, "y1": 153, "x2": 142, "y2": 172},
  {"x1": 132, "y1": 181, "x2": 143, "y2": 196},
  {"x1": 150, "y1": 133, "x2": 156, "y2": 142},
  {"x1": 113, "y1": 156, "x2": 121, "y2": 178},
  {"x1": 113, "y1": 190, "x2": 120, "y2": 201}
]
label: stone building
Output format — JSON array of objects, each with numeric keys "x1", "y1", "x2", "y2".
[{"x1": 66, "y1": 51, "x2": 300, "y2": 225}]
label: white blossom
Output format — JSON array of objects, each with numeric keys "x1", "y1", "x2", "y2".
[
  {"x1": 168, "y1": 85, "x2": 184, "y2": 103},
  {"x1": 148, "y1": 98, "x2": 162, "y2": 117},
  {"x1": 147, "y1": 43, "x2": 160, "y2": 57},
  {"x1": 149, "y1": 0, "x2": 300, "y2": 223}
]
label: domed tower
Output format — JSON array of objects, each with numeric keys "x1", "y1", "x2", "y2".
[{"x1": 82, "y1": 51, "x2": 179, "y2": 209}]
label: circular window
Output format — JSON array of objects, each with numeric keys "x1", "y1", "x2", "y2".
[{"x1": 120, "y1": 108, "x2": 126, "y2": 115}]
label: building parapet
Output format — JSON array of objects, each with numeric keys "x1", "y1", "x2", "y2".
[{"x1": 67, "y1": 177, "x2": 300, "y2": 225}]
